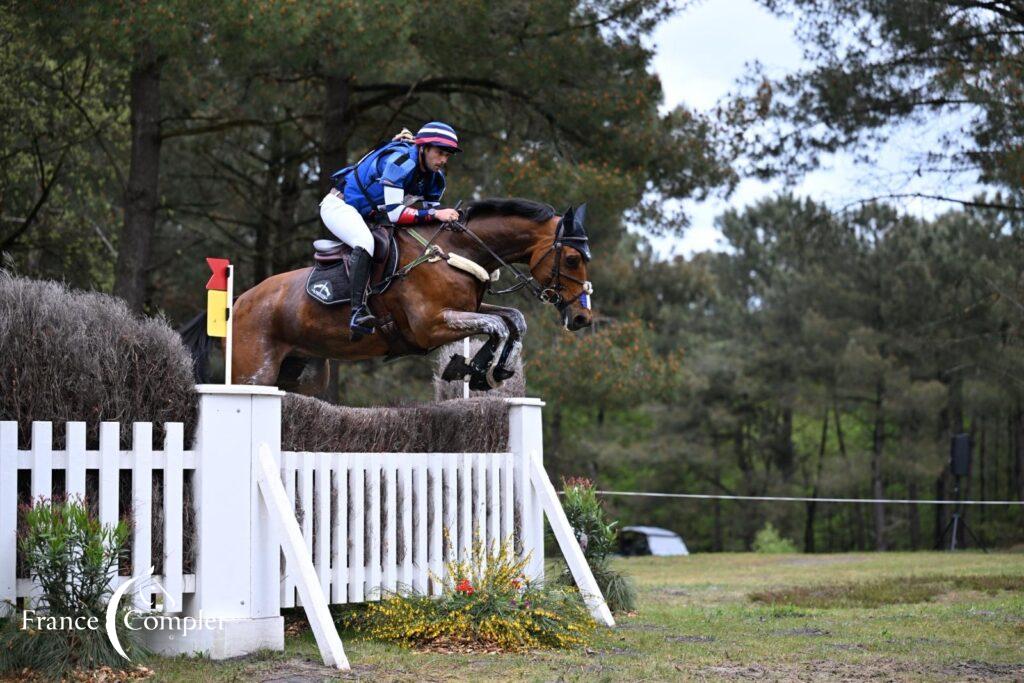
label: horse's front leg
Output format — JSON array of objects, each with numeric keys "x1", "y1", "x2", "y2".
[
  {"x1": 478, "y1": 303, "x2": 526, "y2": 381},
  {"x1": 437, "y1": 309, "x2": 510, "y2": 390}
]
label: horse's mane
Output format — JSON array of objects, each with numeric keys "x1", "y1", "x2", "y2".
[{"x1": 465, "y1": 198, "x2": 555, "y2": 223}]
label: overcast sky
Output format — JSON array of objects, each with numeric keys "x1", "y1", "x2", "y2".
[{"x1": 650, "y1": 0, "x2": 983, "y2": 256}]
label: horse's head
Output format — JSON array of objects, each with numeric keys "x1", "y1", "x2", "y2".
[{"x1": 530, "y1": 204, "x2": 594, "y2": 331}]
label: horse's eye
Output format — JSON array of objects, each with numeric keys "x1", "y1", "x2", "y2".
[{"x1": 565, "y1": 255, "x2": 580, "y2": 268}]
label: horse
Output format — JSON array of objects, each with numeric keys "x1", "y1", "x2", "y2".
[{"x1": 181, "y1": 198, "x2": 594, "y2": 395}]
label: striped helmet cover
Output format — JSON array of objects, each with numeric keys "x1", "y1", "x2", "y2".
[{"x1": 414, "y1": 121, "x2": 461, "y2": 152}]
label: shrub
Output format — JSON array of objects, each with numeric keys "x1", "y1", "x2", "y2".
[
  {"x1": 282, "y1": 393, "x2": 510, "y2": 452},
  {"x1": 0, "y1": 498, "x2": 146, "y2": 679},
  {"x1": 342, "y1": 538, "x2": 594, "y2": 651},
  {"x1": 753, "y1": 522, "x2": 798, "y2": 553},
  {"x1": 556, "y1": 477, "x2": 637, "y2": 613},
  {"x1": 0, "y1": 272, "x2": 197, "y2": 449}
]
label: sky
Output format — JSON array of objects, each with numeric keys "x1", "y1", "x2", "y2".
[{"x1": 649, "y1": 0, "x2": 984, "y2": 257}]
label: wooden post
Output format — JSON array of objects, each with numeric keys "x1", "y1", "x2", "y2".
[
  {"x1": 142, "y1": 384, "x2": 285, "y2": 659},
  {"x1": 507, "y1": 398, "x2": 545, "y2": 580}
]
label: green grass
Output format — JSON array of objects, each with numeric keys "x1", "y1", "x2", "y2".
[{"x1": 142, "y1": 552, "x2": 1024, "y2": 681}]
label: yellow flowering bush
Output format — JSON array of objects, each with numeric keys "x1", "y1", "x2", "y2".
[{"x1": 343, "y1": 537, "x2": 595, "y2": 652}]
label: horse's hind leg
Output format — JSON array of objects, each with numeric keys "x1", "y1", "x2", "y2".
[{"x1": 275, "y1": 356, "x2": 330, "y2": 397}]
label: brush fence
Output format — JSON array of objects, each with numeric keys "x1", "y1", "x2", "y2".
[{"x1": 0, "y1": 386, "x2": 546, "y2": 658}]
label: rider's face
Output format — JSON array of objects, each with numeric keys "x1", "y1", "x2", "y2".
[{"x1": 422, "y1": 145, "x2": 454, "y2": 172}]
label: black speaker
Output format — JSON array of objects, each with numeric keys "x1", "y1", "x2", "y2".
[{"x1": 950, "y1": 433, "x2": 972, "y2": 477}]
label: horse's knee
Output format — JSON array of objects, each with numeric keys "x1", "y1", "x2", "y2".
[{"x1": 507, "y1": 309, "x2": 527, "y2": 337}]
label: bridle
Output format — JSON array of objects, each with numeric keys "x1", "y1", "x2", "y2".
[{"x1": 445, "y1": 211, "x2": 593, "y2": 312}]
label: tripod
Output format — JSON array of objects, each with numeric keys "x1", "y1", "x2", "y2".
[{"x1": 935, "y1": 475, "x2": 988, "y2": 552}]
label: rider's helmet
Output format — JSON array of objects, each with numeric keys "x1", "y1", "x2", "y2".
[{"x1": 414, "y1": 121, "x2": 462, "y2": 153}]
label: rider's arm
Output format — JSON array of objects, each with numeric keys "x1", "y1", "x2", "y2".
[{"x1": 382, "y1": 185, "x2": 436, "y2": 224}]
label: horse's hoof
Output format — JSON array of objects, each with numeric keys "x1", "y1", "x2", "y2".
[
  {"x1": 442, "y1": 354, "x2": 472, "y2": 381},
  {"x1": 493, "y1": 366, "x2": 515, "y2": 381},
  {"x1": 469, "y1": 372, "x2": 493, "y2": 391}
]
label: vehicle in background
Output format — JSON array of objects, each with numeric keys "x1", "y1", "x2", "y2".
[{"x1": 618, "y1": 526, "x2": 689, "y2": 556}]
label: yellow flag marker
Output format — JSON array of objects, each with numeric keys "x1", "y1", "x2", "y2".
[{"x1": 207, "y1": 289, "x2": 228, "y2": 337}]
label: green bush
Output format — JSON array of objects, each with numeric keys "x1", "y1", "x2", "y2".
[
  {"x1": 753, "y1": 522, "x2": 798, "y2": 554},
  {"x1": 342, "y1": 538, "x2": 594, "y2": 651},
  {"x1": 555, "y1": 477, "x2": 637, "y2": 613},
  {"x1": 0, "y1": 498, "x2": 146, "y2": 679}
]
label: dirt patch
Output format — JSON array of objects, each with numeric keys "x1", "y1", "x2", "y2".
[
  {"x1": 692, "y1": 658, "x2": 1024, "y2": 681},
  {"x1": 749, "y1": 574, "x2": 1024, "y2": 609},
  {"x1": 616, "y1": 622, "x2": 667, "y2": 632},
  {"x1": 667, "y1": 634, "x2": 715, "y2": 643},
  {"x1": 942, "y1": 661, "x2": 1024, "y2": 681},
  {"x1": 774, "y1": 627, "x2": 830, "y2": 637},
  {"x1": 253, "y1": 657, "x2": 380, "y2": 682}
]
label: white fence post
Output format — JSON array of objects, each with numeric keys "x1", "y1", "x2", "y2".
[
  {"x1": 0, "y1": 422, "x2": 17, "y2": 613},
  {"x1": 142, "y1": 384, "x2": 285, "y2": 659},
  {"x1": 507, "y1": 398, "x2": 545, "y2": 581}
]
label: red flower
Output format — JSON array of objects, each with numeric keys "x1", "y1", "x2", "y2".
[{"x1": 455, "y1": 578, "x2": 474, "y2": 595}]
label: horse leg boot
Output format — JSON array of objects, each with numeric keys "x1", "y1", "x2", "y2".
[
  {"x1": 348, "y1": 246, "x2": 376, "y2": 341},
  {"x1": 479, "y1": 304, "x2": 526, "y2": 382},
  {"x1": 441, "y1": 337, "x2": 500, "y2": 389},
  {"x1": 438, "y1": 311, "x2": 510, "y2": 390}
]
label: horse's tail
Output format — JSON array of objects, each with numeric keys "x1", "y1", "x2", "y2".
[{"x1": 178, "y1": 312, "x2": 212, "y2": 383}]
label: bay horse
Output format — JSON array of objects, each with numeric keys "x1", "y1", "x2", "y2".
[{"x1": 181, "y1": 198, "x2": 593, "y2": 395}]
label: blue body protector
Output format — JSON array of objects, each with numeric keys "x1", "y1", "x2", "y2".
[{"x1": 330, "y1": 141, "x2": 446, "y2": 218}]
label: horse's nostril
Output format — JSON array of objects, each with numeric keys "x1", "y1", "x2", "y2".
[{"x1": 573, "y1": 314, "x2": 589, "y2": 328}]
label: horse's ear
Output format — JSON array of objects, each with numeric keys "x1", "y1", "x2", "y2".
[
  {"x1": 573, "y1": 203, "x2": 587, "y2": 230},
  {"x1": 559, "y1": 206, "x2": 574, "y2": 233}
]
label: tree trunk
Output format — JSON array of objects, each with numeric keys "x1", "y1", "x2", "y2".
[
  {"x1": 712, "y1": 497, "x2": 723, "y2": 551},
  {"x1": 1016, "y1": 403, "x2": 1024, "y2": 500},
  {"x1": 253, "y1": 128, "x2": 281, "y2": 284},
  {"x1": 908, "y1": 481, "x2": 920, "y2": 549},
  {"x1": 114, "y1": 40, "x2": 163, "y2": 313},
  {"x1": 979, "y1": 417, "x2": 987, "y2": 524},
  {"x1": 803, "y1": 409, "x2": 828, "y2": 553},
  {"x1": 320, "y1": 74, "x2": 352, "y2": 196},
  {"x1": 933, "y1": 474, "x2": 946, "y2": 547},
  {"x1": 871, "y1": 379, "x2": 887, "y2": 551}
]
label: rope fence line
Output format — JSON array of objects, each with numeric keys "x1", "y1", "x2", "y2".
[{"x1": 584, "y1": 490, "x2": 1024, "y2": 506}]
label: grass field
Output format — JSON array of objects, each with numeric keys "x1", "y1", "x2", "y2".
[{"x1": 147, "y1": 552, "x2": 1024, "y2": 681}]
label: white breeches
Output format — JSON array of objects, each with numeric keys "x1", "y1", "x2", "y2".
[{"x1": 320, "y1": 192, "x2": 374, "y2": 256}]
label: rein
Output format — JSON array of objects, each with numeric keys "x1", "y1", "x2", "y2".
[
  {"x1": 447, "y1": 215, "x2": 592, "y2": 311},
  {"x1": 373, "y1": 210, "x2": 592, "y2": 312}
]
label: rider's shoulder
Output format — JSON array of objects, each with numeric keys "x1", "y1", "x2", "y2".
[{"x1": 380, "y1": 142, "x2": 416, "y2": 168}]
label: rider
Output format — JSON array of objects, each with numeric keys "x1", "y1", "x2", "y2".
[{"x1": 320, "y1": 121, "x2": 462, "y2": 340}]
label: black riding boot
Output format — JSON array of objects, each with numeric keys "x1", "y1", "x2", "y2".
[{"x1": 348, "y1": 247, "x2": 376, "y2": 341}]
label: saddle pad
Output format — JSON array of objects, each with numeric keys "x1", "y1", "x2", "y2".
[{"x1": 305, "y1": 233, "x2": 400, "y2": 306}]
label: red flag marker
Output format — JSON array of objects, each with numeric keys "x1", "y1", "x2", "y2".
[{"x1": 206, "y1": 258, "x2": 230, "y2": 290}]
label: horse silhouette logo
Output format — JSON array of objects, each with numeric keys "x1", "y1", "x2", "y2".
[{"x1": 312, "y1": 281, "x2": 332, "y2": 301}]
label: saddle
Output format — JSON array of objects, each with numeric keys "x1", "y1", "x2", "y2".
[{"x1": 305, "y1": 226, "x2": 400, "y2": 306}]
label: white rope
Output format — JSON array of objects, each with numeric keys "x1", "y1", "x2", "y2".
[{"x1": 584, "y1": 490, "x2": 1024, "y2": 506}]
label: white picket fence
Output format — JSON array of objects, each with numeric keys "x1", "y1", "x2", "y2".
[
  {"x1": 278, "y1": 451, "x2": 537, "y2": 607},
  {"x1": 0, "y1": 420, "x2": 194, "y2": 613},
  {"x1": 0, "y1": 386, "x2": 549, "y2": 658}
]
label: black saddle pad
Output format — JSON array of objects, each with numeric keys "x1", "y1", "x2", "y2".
[{"x1": 305, "y1": 232, "x2": 400, "y2": 306}]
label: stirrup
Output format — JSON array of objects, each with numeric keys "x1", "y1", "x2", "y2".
[{"x1": 349, "y1": 306, "x2": 376, "y2": 341}]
